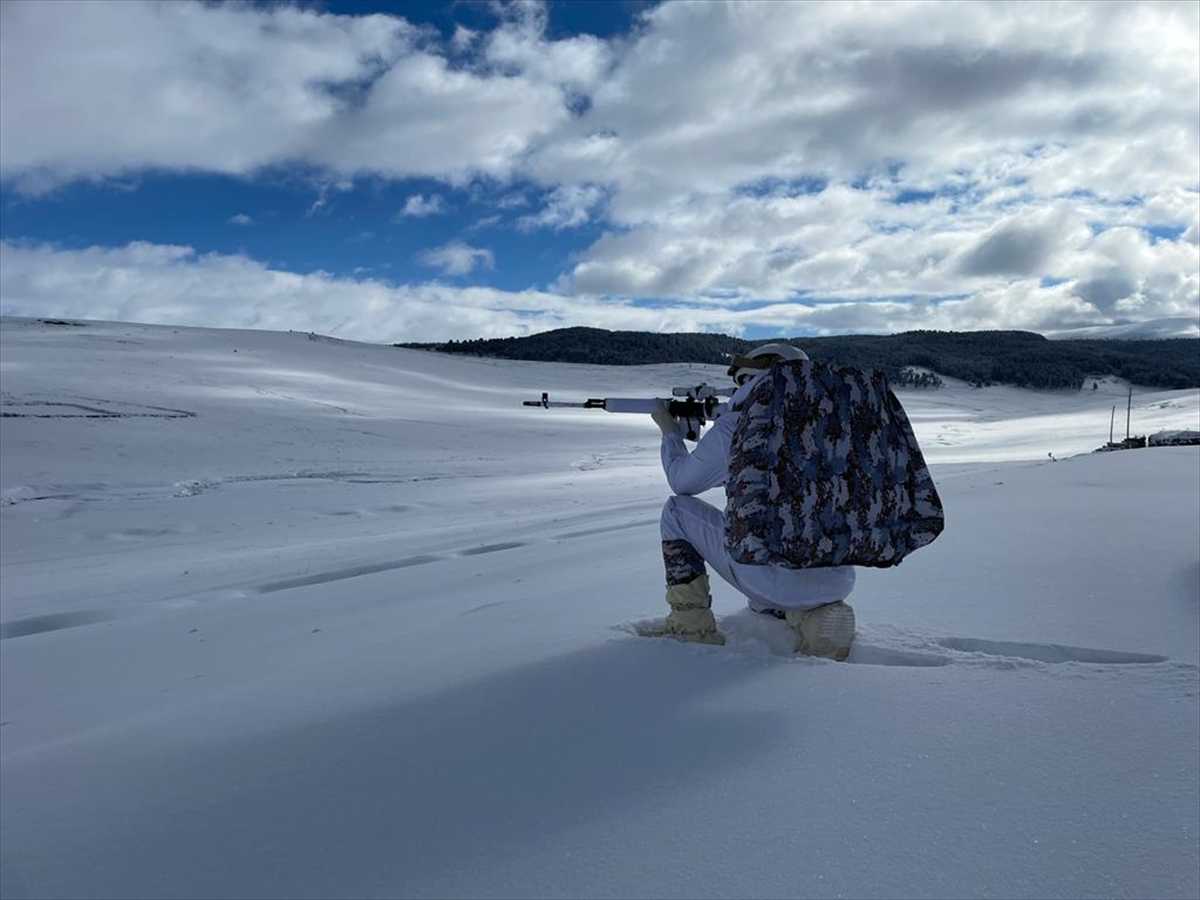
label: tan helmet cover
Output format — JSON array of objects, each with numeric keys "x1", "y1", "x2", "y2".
[{"x1": 727, "y1": 342, "x2": 808, "y2": 380}]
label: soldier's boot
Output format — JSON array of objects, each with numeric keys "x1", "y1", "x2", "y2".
[
  {"x1": 663, "y1": 574, "x2": 725, "y2": 645},
  {"x1": 785, "y1": 601, "x2": 855, "y2": 661}
]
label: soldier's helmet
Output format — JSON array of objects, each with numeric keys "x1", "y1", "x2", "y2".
[{"x1": 727, "y1": 343, "x2": 808, "y2": 385}]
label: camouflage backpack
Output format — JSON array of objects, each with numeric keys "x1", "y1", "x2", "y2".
[{"x1": 725, "y1": 360, "x2": 945, "y2": 569}]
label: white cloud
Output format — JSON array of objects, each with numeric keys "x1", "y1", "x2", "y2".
[
  {"x1": 573, "y1": 0, "x2": 1197, "y2": 203},
  {"x1": 4, "y1": 1, "x2": 1195, "y2": 210},
  {"x1": 6, "y1": 239, "x2": 1192, "y2": 343},
  {"x1": 557, "y1": 177, "x2": 1198, "y2": 334},
  {"x1": 397, "y1": 194, "x2": 446, "y2": 219},
  {"x1": 0, "y1": 1, "x2": 1197, "y2": 337},
  {"x1": 467, "y1": 215, "x2": 503, "y2": 232},
  {"x1": 309, "y1": 52, "x2": 566, "y2": 184},
  {"x1": 306, "y1": 179, "x2": 355, "y2": 217},
  {"x1": 0, "y1": 1, "x2": 413, "y2": 192},
  {"x1": 495, "y1": 192, "x2": 530, "y2": 209},
  {"x1": 229, "y1": 213, "x2": 254, "y2": 226},
  {"x1": 482, "y1": 1, "x2": 612, "y2": 96},
  {"x1": 416, "y1": 240, "x2": 495, "y2": 277},
  {"x1": 0, "y1": 0, "x2": 577, "y2": 191},
  {"x1": 537, "y1": 0, "x2": 1198, "y2": 309},
  {"x1": 0, "y1": 239, "x2": 746, "y2": 341},
  {"x1": 1072, "y1": 226, "x2": 1200, "y2": 319},
  {"x1": 450, "y1": 25, "x2": 478, "y2": 55},
  {"x1": 955, "y1": 205, "x2": 1092, "y2": 279},
  {"x1": 517, "y1": 184, "x2": 606, "y2": 231}
]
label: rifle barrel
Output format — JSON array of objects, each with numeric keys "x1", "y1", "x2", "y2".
[
  {"x1": 522, "y1": 399, "x2": 596, "y2": 409},
  {"x1": 523, "y1": 392, "x2": 725, "y2": 426}
]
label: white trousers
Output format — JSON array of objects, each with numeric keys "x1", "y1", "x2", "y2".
[{"x1": 660, "y1": 494, "x2": 856, "y2": 612}]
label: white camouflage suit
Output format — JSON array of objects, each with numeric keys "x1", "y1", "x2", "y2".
[{"x1": 660, "y1": 371, "x2": 855, "y2": 612}]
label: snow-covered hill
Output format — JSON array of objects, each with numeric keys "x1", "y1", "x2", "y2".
[
  {"x1": 2, "y1": 317, "x2": 1198, "y2": 899},
  {"x1": 1045, "y1": 316, "x2": 1200, "y2": 340}
]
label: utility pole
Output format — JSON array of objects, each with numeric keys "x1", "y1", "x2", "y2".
[
  {"x1": 1126, "y1": 386, "x2": 1133, "y2": 441},
  {"x1": 1110, "y1": 405, "x2": 1116, "y2": 444}
]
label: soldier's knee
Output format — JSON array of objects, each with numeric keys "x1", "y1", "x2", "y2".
[
  {"x1": 661, "y1": 494, "x2": 701, "y2": 540},
  {"x1": 660, "y1": 495, "x2": 681, "y2": 538}
]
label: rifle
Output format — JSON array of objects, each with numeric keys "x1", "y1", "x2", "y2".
[{"x1": 523, "y1": 383, "x2": 730, "y2": 441}]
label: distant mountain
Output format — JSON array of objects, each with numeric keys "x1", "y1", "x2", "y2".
[
  {"x1": 402, "y1": 328, "x2": 747, "y2": 367},
  {"x1": 398, "y1": 327, "x2": 1200, "y2": 391},
  {"x1": 1045, "y1": 318, "x2": 1200, "y2": 341}
]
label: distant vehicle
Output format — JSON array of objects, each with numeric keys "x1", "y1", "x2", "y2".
[
  {"x1": 1096, "y1": 436, "x2": 1148, "y2": 452},
  {"x1": 1149, "y1": 430, "x2": 1200, "y2": 447}
]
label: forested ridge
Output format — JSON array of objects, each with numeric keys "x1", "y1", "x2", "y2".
[{"x1": 398, "y1": 328, "x2": 1200, "y2": 390}]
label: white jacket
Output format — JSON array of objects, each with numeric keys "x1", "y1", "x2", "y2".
[
  {"x1": 658, "y1": 373, "x2": 856, "y2": 609},
  {"x1": 660, "y1": 373, "x2": 761, "y2": 497}
]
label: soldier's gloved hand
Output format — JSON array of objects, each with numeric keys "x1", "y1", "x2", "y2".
[{"x1": 652, "y1": 398, "x2": 680, "y2": 437}]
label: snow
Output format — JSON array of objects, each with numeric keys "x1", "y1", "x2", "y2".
[{"x1": 1, "y1": 316, "x2": 1198, "y2": 900}]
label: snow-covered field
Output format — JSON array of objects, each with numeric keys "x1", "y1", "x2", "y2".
[{"x1": 1, "y1": 316, "x2": 1197, "y2": 900}]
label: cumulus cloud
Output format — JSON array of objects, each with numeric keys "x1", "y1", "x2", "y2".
[
  {"x1": 416, "y1": 240, "x2": 495, "y2": 276},
  {"x1": 397, "y1": 194, "x2": 447, "y2": 218},
  {"x1": 0, "y1": 239, "x2": 742, "y2": 341},
  {"x1": 549, "y1": 1, "x2": 1195, "y2": 203},
  {"x1": 0, "y1": 0, "x2": 1197, "y2": 337},
  {"x1": 229, "y1": 213, "x2": 254, "y2": 226},
  {"x1": 450, "y1": 25, "x2": 478, "y2": 55},
  {"x1": 524, "y1": 3, "x2": 1199, "y2": 336},
  {"x1": 0, "y1": 0, "x2": 585, "y2": 191},
  {"x1": 7, "y1": 238, "x2": 1187, "y2": 342},
  {"x1": 4, "y1": 1, "x2": 1195, "y2": 209},
  {"x1": 0, "y1": 1, "x2": 411, "y2": 192},
  {"x1": 482, "y1": 0, "x2": 612, "y2": 96},
  {"x1": 957, "y1": 207, "x2": 1090, "y2": 278},
  {"x1": 517, "y1": 184, "x2": 606, "y2": 230},
  {"x1": 1071, "y1": 226, "x2": 1200, "y2": 319}
]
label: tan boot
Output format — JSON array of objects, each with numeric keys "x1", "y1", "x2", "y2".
[
  {"x1": 663, "y1": 574, "x2": 725, "y2": 645},
  {"x1": 785, "y1": 601, "x2": 855, "y2": 660}
]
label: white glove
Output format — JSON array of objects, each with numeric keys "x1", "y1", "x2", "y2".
[{"x1": 652, "y1": 398, "x2": 679, "y2": 437}]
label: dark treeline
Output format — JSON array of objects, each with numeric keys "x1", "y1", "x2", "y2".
[{"x1": 398, "y1": 327, "x2": 1200, "y2": 390}]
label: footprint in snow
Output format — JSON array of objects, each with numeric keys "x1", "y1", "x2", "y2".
[{"x1": 619, "y1": 612, "x2": 1170, "y2": 668}]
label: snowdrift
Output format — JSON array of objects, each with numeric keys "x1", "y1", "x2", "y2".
[{"x1": 2, "y1": 317, "x2": 1197, "y2": 899}]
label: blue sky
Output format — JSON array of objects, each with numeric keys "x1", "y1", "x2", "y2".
[
  {"x1": 1, "y1": 169, "x2": 606, "y2": 291},
  {"x1": 1, "y1": 0, "x2": 1197, "y2": 343}
]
